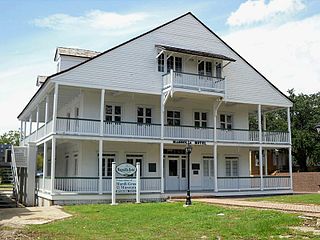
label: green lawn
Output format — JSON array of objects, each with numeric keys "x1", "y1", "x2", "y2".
[
  {"x1": 247, "y1": 193, "x2": 320, "y2": 205},
  {"x1": 25, "y1": 202, "x2": 316, "y2": 239}
]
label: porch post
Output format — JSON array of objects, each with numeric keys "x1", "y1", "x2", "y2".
[
  {"x1": 20, "y1": 120, "x2": 23, "y2": 143},
  {"x1": 98, "y1": 140, "x2": 103, "y2": 194},
  {"x1": 263, "y1": 114, "x2": 268, "y2": 175},
  {"x1": 287, "y1": 107, "x2": 293, "y2": 189},
  {"x1": 100, "y1": 89, "x2": 105, "y2": 136},
  {"x1": 50, "y1": 137, "x2": 56, "y2": 194},
  {"x1": 214, "y1": 144, "x2": 218, "y2": 192},
  {"x1": 24, "y1": 121, "x2": 27, "y2": 140},
  {"x1": 258, "y1": 104, "x2": 264, "y2": 190},
  {"x1": 52, "y1": 83, "x2": 59, "y2": 133},
  {"x1": 36, "y1": 105, "x2": 39, "y2": 139},
  {"x1": 43, "y1": 141, "x2": 47, "y2": 190},
  {"x1": 160, "y1": 94, "x2": 165, "y2": 193},
  {"x1": 45, "y1": 95, "x2": 49, "y2": 134},
  {"x1": 29, "y1": 114, "x2": 32, "y2": 135}
]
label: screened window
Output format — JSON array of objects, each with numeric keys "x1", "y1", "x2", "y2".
[
  {"x1": 137, "y1": 107, "x2": 152, "y2": 124},
  {"x1": 226, "y1": 157, "x2": 238, "y2": 177},
  {"x1": 220, "y1": 114, "x2": 232, "y2": 129},
  {"x1": 194, "y1": 112, "x2": 207, "y2": 127},
  {"x1": 105, "y1": 105, "x2": 121, "y2": 122},
  {"x1": 158, "y1": 53, "x2": 164, "y2": 72},
  {"x1": 167, "y1": 110, "x2": 181, "y2": 126}
]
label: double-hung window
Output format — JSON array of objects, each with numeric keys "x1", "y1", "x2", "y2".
[
  {"x1": 99, "y1": 153, "x2": 115, "y2": 177},
  {"x1": 105, "y1": 105, "x2": 121, "y2": 122},
  {"x1": 225, "y1": 157, "x2": 238, "y2": 177},
  {"x1": 194, "y1": 112, "x2": 207, "y2": 127},
  {"x1": 216, "y1": 63, "x2": 222, "y2": 78},
  {"x1": 198, "y1": 61, "x2": 213, "y2": 76},
  {"x1": 220, "y1": 114, "x2": 232, "y2": 130},
  {"x1": 126, "y1": 154, "x2": 143, "y2": 176},
  {"x1": 137, "y1": 107, "x2": 152, "y2": 124},
  {"x1": 167, "y1": 110, "x2": 181, "y2": 126},
  {"x1": 167, "y1": 56, "x2": 182, "y2": 73},
  {"x1": 158, "y1": 53, "x2": 164, "y2": 72}
]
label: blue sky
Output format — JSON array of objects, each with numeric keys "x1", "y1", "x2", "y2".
[{"x1": 0, "y1": 0, "x2": 320, "y2": 133}]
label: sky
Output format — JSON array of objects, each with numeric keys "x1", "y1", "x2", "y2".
[{"x1": 0, "y1": 0, "x2": 320, "y2": 134}]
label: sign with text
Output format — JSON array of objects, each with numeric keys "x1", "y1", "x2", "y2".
[
  {"x1": 116, "y1": 178, "x2": 136, "y2": 193},
  {"x1": 172, "y1": 140, "x2": 207, "y2": 145},
  {"x1": 116, "y1": 163, "x2": 136, "y2": 176}
]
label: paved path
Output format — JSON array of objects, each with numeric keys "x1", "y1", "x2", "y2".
[
  {"x1": 192, "y1": 198, "x2": 320, "y2": 217},
  {"x1": 0, "y1": 206, "x2": 72, "y2": 228}
]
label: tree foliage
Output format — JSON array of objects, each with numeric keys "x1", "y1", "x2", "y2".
[{"x1": 0, "y1": 130, "x2": 20, "y2": 146}]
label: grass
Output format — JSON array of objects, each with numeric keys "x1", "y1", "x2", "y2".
[
  {"x1": 24, "y1": 202, "x2": 316, "y2": 240},
  {"x1": 247, "y1": 193, "x2": 320, "y2": 205}
]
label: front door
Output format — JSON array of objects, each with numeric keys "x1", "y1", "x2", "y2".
[
  {"x1": 165, "y1": 155, "x2": 187, "y2": 191},
  {"x1": 191, "y1": 162, "x2": 202, "y2": 190},
  {"x1": 202, "y1": 156, "x2": 214, "y2": 190}
]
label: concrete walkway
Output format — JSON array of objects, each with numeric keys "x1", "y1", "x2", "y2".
[
  {"x1": 193, "y1": 198, "x2": 320, "y2": 217},
  {"x1": 0, "y1": 206, "x2": 72, "y2": 228}
]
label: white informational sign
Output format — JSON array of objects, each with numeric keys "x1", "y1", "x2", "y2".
[{"x1": 116, "y1": 178, "x2": 136, "y2": 193}]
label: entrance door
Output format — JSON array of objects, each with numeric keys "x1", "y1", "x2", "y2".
[
  {"x1": 191, "y1": 162, "x2": 202, "y2": 190},
  {"x1": 166, "y1": 156, "x2": 179, "y2": 190},
  {"x1": 202, "y1": 156, "x2": 214, "y2": 190}
]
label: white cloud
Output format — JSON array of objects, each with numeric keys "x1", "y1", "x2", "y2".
[
  {"x1": 223, "y1": 14, "x2": 320, "y2": 94},
  {"x1": 227, "y1": 0, "x2": 305, "y2": 26},
  {"x1": 33, "y1": 10, "x2": 148, "y2": 34}
]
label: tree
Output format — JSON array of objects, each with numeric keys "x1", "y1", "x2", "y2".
[{"x1": 0, "y1": 130, "x2": 20, "y2": 146}]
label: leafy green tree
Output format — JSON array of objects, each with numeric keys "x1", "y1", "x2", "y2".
[{"x1": 0, "y1": 130, "x2": 20, "y2": 146}]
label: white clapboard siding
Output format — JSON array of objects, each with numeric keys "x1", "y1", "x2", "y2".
[{"x1": 52, "y1": 13, "x2": 292, "y2": 107}]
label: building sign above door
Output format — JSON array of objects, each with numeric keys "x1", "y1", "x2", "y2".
[
  {"x1": 116, "y1": 163, "x2": 136, "y2": 176},
  {"x1": 172, "y1": 140, "x2": 207, "y2": 145}
]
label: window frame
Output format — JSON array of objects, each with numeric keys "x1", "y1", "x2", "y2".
[
  {"x1": 194, "y1": 111, "x2": 208, "y2": 128},
  {"x1": 225, "y1": 157, "x2": 239, "y2": 177},
  {"x1": 220, "y1": 113, "x2": 233, "y2": 130},
  {"x1": 166, "y1": 110, "x2": 181, "y2": 126},
  {"x1": 105, "y1": 104, "x2": 122, "y2": 122},
  {"x1": 157, "y1": 53, "x2": 164, "y2": 72},
  {"x1": 136, "y1": 106, "x2": 152, "y2": 124},
  {"x1": 166, "y1": 56, "x2": 183, "y2": 73}
]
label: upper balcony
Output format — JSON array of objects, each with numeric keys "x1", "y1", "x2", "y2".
[{"x1": 163, "y1": 70, "x2": 225, "y2": 96}]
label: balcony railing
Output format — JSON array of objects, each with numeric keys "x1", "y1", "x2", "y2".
[
  {"x1": 163, "y1": 71, "x2": 225, "y2": 94},
  {"x1": 165, "y1": 125, "x2": 214, "y2": 141}
]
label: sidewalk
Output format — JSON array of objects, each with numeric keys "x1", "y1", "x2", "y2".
[{"x1": 193, "y1": 198, "x2": 320, "y2": 217}]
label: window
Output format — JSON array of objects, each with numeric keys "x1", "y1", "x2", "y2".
[
  {"x1": 226, "y1": 157, "x2": 238, "y2": 177},
  {"x1": 167, "y1": 110, "x2": 181, "y2": 126},
  {"x1": 99, "y1": 153, "x2": 115, "y2": 177},
  {"x1": 74, "y1": 153, "x2": 78, "y2": 176},
  {"x1": 181, "y1": 158, "x2": 186, "y2": 178},
  {"x1": 216, "y1": 63, "x2": 222, "y2": 78},
  {"x1": 203, "y1": 156, "x2": 214, "y2": 177},
  {"x1": 137, "y1": 107, "x2": 152, "y2": 124},
  {"x1": 198, "y1": 61, "x2": 212, "y2": 76},
  {"x1": 126, "y1": 154, "x2": 143, "y2": 176},
  {"x1": 194, "y1": 112, "x2": 207, "y2": 127},
  {"x1": 220, "y1": 114, "x2": 232, "y2": 129},
  {"x1": 148, "y1": 163, "x2": 156, "y2": 173},
  {"x1": 167, "y1": 56, "x2": 182, "y2": 73},
  {"x1": 66, "y1": 112, "x2": 71, "y2": 131},
  {"x1": 158, "y1": 53, "x2": 164, "y2": 72},
  {"x1": 65, "y1": 154, "x2": 69, "y2": 176},
  {"x1": 105, "y1": 105, "x2": 121, "y2": 122}
]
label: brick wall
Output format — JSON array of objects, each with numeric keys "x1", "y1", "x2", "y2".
[{"x1": 276, "y1": 172, "x2": 320, "y2": 192}]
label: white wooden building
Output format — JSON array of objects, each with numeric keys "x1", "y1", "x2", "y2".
[{"x1": 17, "y1": 12, "x2": 293, "y2": 205}]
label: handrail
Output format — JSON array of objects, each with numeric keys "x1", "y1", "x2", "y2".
[{"x1": 163, "y1": 71, "x2": 225, "y2": 81}]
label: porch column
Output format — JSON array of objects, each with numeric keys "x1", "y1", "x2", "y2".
[
  {"x1": 263, "y1": 114, "x2": 268, "y2": 175},
  {"x1": 45, "y1": 95, "x2": 49, "y2": 134},
  {"x1": 36, "y1": 105, "x2": 39, "y2": 138},
  {"x1": 24, "y1": 121, "x2": 27, "y2": 140},
  {"x1": 214, "y1": 144, "x2": 218, "y2": 192},
  {"x1": 258, "y1": 104, "x2": 264, "y2": 190},
  {"x1": 20, "y1": 120, "x2": 23, "y2": 144},
  {"x1": 100, "y1": 89, "x2": 105, "y2": 136},
  {"x1": 52, "y1": 83, "x2": 59, "y2": 133},
  {"x1": 98, "y1": 140, "x2": 103, "y2": 194},
  {"x1": 50, "y1": 137, "x2": 56, "y2": 194},
  {"x1": 160, "y1": 94, "x2": 165, "y2": 193},
  {"x1": 43, "y1": 141, "x2": 47, "y2": 190},
  {"x1": 213, "y1": 100, "x2": 222, "y2": 193},
  {"x1": 287, "y1": 107, "x2": 293, "y2": 189},
  {"x1": 29, "y1": 114, "x2": 32, "y2": 135}
]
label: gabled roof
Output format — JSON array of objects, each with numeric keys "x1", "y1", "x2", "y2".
[
  {"x1": 18, "y1": 12, "x2": 292, "y2": 119},
  {"x1": 54, "y1": 47, "x2": 100, "y2": 61},
  {"x1": 155, "y1": 44, "x2": 236, "y2": 62}
]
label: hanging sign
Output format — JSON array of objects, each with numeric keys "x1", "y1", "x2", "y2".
[{"x1": 116, "y1": 163, "x2": 136, "y2": 176}]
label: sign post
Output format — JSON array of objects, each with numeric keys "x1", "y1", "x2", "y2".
[
  {"x1": 136, "y1": 162, "x2": 140, "y2": 204},
  {"x1": 111, "y1": 162, "x2": 117, "y2": 205}
]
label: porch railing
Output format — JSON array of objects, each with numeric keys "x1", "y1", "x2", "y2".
[
  {"x1": 217, "y1": 129, "x2": 260, "y2": 143},
  {"x1": 56, "y1": 117, "x2": 100, "y2": 135},
  {"x1": 264, "y1": 176, "x2": 290, "y2": 189},
  {"x1": 217, "y1": 177, "x2": 261, "y2": 191},
  {"x1": 263, "y1": 131, "x2": 289, "y2": 144},
  {"x1": 163, "y1": 71, "x2": 225, "y2": 93},
  {"x1": 165, "y1": 125, "x2": 214, "y2": 141}
]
